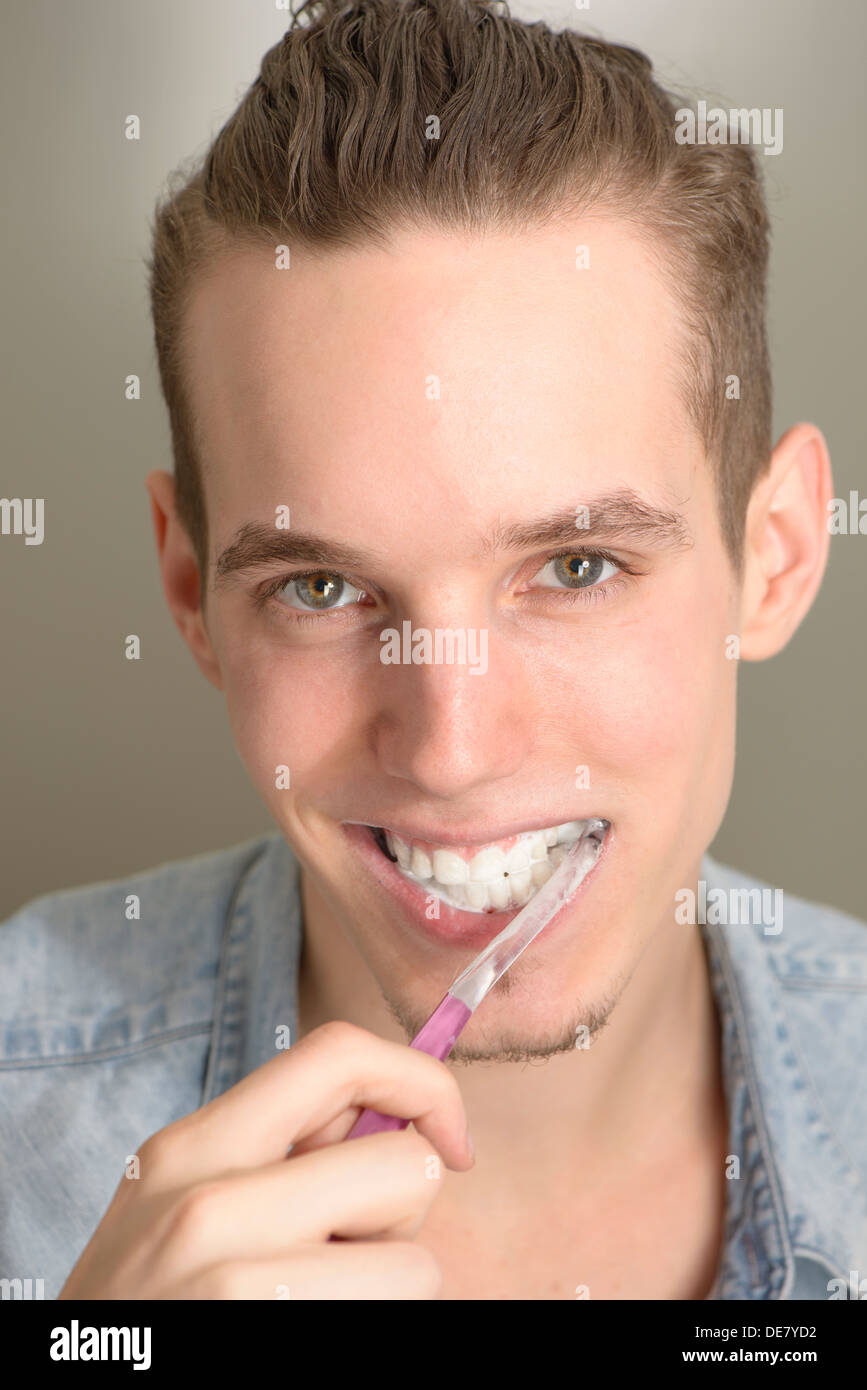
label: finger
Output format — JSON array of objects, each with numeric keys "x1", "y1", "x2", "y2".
[
  {"x1": 173, "y1": 1240, "x2": 442, "y2": 1300},
  {"x1": 288, "y1": 1107, "x2": 372, "y2": 1154},
  {"x1": 157, "y1": 1129, "x2": 447, "y2": 1279},
  {"x1": 140, "y1": 1022, "x2": 472, "y2": 1186}
]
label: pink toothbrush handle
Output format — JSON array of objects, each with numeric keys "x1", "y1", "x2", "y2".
[{"x1": 344, "y1": 993, "x2": 472, "y2": 1139}]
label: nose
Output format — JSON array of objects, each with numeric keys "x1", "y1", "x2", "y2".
[{"x1": 371, "y1": 633, "x2": 530, "y2": 800}]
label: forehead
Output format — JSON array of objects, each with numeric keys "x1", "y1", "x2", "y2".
[{"x1": 183, "y1": 218, "x2": 703, "y2": 557}]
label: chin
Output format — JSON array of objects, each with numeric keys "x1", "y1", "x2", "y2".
[{"x1": 378, "y1": 948, "x2": 628, "y2": 1064}]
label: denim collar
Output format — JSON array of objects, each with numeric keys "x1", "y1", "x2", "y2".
[
  {"x1": 203, "y1": 834, "x2": 859, "y2": 1297},
  {"x1": 698, "y1": 855, "x2": 860, "y2": 1299}
]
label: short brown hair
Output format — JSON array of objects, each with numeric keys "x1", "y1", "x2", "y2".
[{"x1": 148, "y1": 0, "x2": 772, "y2": 577}]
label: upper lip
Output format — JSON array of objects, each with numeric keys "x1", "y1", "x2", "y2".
[{"x1": 346, "y1": 815, "x2": 609, "y2": 849}]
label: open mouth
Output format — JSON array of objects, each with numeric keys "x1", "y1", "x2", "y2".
[{"x1": 366, "y1": 819, "x2": 610, "y2": 914}]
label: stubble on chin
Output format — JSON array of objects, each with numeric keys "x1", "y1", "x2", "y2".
[{"x1": 380, "y1": 963, "x2": 630, "y2": 1065}]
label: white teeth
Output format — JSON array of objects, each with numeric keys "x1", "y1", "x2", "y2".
[
  {"x1": 432, "y1": 848, "x2": 469, "y2": 884},
  {"x1": 556, "y1": 821, "x2": 585, "y2": 844},
  {"x1": 505, "y1": 843, "x2": 531, "y2": 873},
  {"x1": 487, "y1": 875, "x2": 512, "y2": 911},
  {"x1": 410, "y1": 847, "x2": 432, "y2": 880},
  {"x1": 509, "y1": 869, "x2": 533, "y2": 905},
  {"x1": 469, "y1": 846, "x2": 507, "y2": 881},
  {"x1": 527, "y1": 832, "x2": 548, "y2": 862},
  {"x1": 531, "y1": 858, "x2": 553, "y2": 888},
  {"x1": 465, "y1": 880, "x2": 490, "y2": 910},
  {"x1": 381, "y1": 818, "x2": 603, "y2": 913}
]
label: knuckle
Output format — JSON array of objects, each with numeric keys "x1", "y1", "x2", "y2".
[
  {"x1": 311, "y1": 1019, "x2": 365, "y2": 1052},
  {"x1": 137, "y1": 1128, "x2": 169, "y2": 1164},
  {"x1": 138, "y1": 1112, "x2": 202, "y2": 1181},
  {"x1": 136, "y1": 1128, "x2": 179, "y2": 1184},
  {"x1": 165, "y1": 1181, "x2": 227, "y2": 1246}
]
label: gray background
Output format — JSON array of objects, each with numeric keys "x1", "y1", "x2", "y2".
[{"x1": 1, "y1": 0, "x2": 864, "y2": 919}]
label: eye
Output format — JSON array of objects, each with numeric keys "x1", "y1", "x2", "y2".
[
  {"x1": 275, "y1": 570, "x2": 366, "y2": 611},
  {"x1": 533, "y1": 551, "x2": 620, "y2": 590}
]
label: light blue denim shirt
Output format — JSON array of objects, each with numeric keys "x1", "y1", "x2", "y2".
[{"x1": 1, "y1": 832, "x2": 865, "y2": 1300}]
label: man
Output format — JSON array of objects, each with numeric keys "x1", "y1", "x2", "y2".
[{"x1": 2, "y1": 0, "x2": 865, "y2": 1301}]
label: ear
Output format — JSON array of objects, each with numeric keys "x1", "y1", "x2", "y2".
[
  {"x1": 145, "y1": 470, "x2": 224, "y2": 691},
  {"x1": 739, "y1": 423, "x2": 833, "y2": 661}
]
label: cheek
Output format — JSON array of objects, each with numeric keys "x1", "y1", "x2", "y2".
[
  {"x1": 540, "y1": 584, "x2": 737, "y2": 795},
  {"x1": 213, "y1": 619, "x2": 365, "y2": 803},
  {"x1": 617, "y1": 630, "x2": 728, "y2": 767}
]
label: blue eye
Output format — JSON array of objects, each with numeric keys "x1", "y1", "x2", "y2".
[
  {"x1": 534, "y1": 552, "x2": 619, "y2": 589},
  {"x1": 277, "y1": 571, "x2": 366, "y2": 611}
]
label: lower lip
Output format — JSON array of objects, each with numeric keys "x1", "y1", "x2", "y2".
[{"x1": 340, "y1": 822, "x2": 611, "y2": 952}]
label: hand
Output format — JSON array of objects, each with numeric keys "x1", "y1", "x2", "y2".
[{"x1": 58, "y1": 1021, "x2": 473, "y2": 1299}]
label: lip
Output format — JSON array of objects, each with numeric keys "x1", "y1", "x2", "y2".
[
  {"x1": 341, "y1": 819, "x2": 611, "y2": 953},
  {"x1": 344, "y1": 814, "x2": 603, "y2": 851}
]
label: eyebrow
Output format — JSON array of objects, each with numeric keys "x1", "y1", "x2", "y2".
[{"x1": 213, "y1": 489, "x2": 693, "y2": 587}]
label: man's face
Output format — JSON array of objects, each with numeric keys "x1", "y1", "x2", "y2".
[{"x1": 182, "y1": 218, "x2": 740, "y2": 1057}]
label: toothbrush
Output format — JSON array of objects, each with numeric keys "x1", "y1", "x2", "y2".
[{"x1": 344, "y1": 818, "x2": 608, "y2": 1139}]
